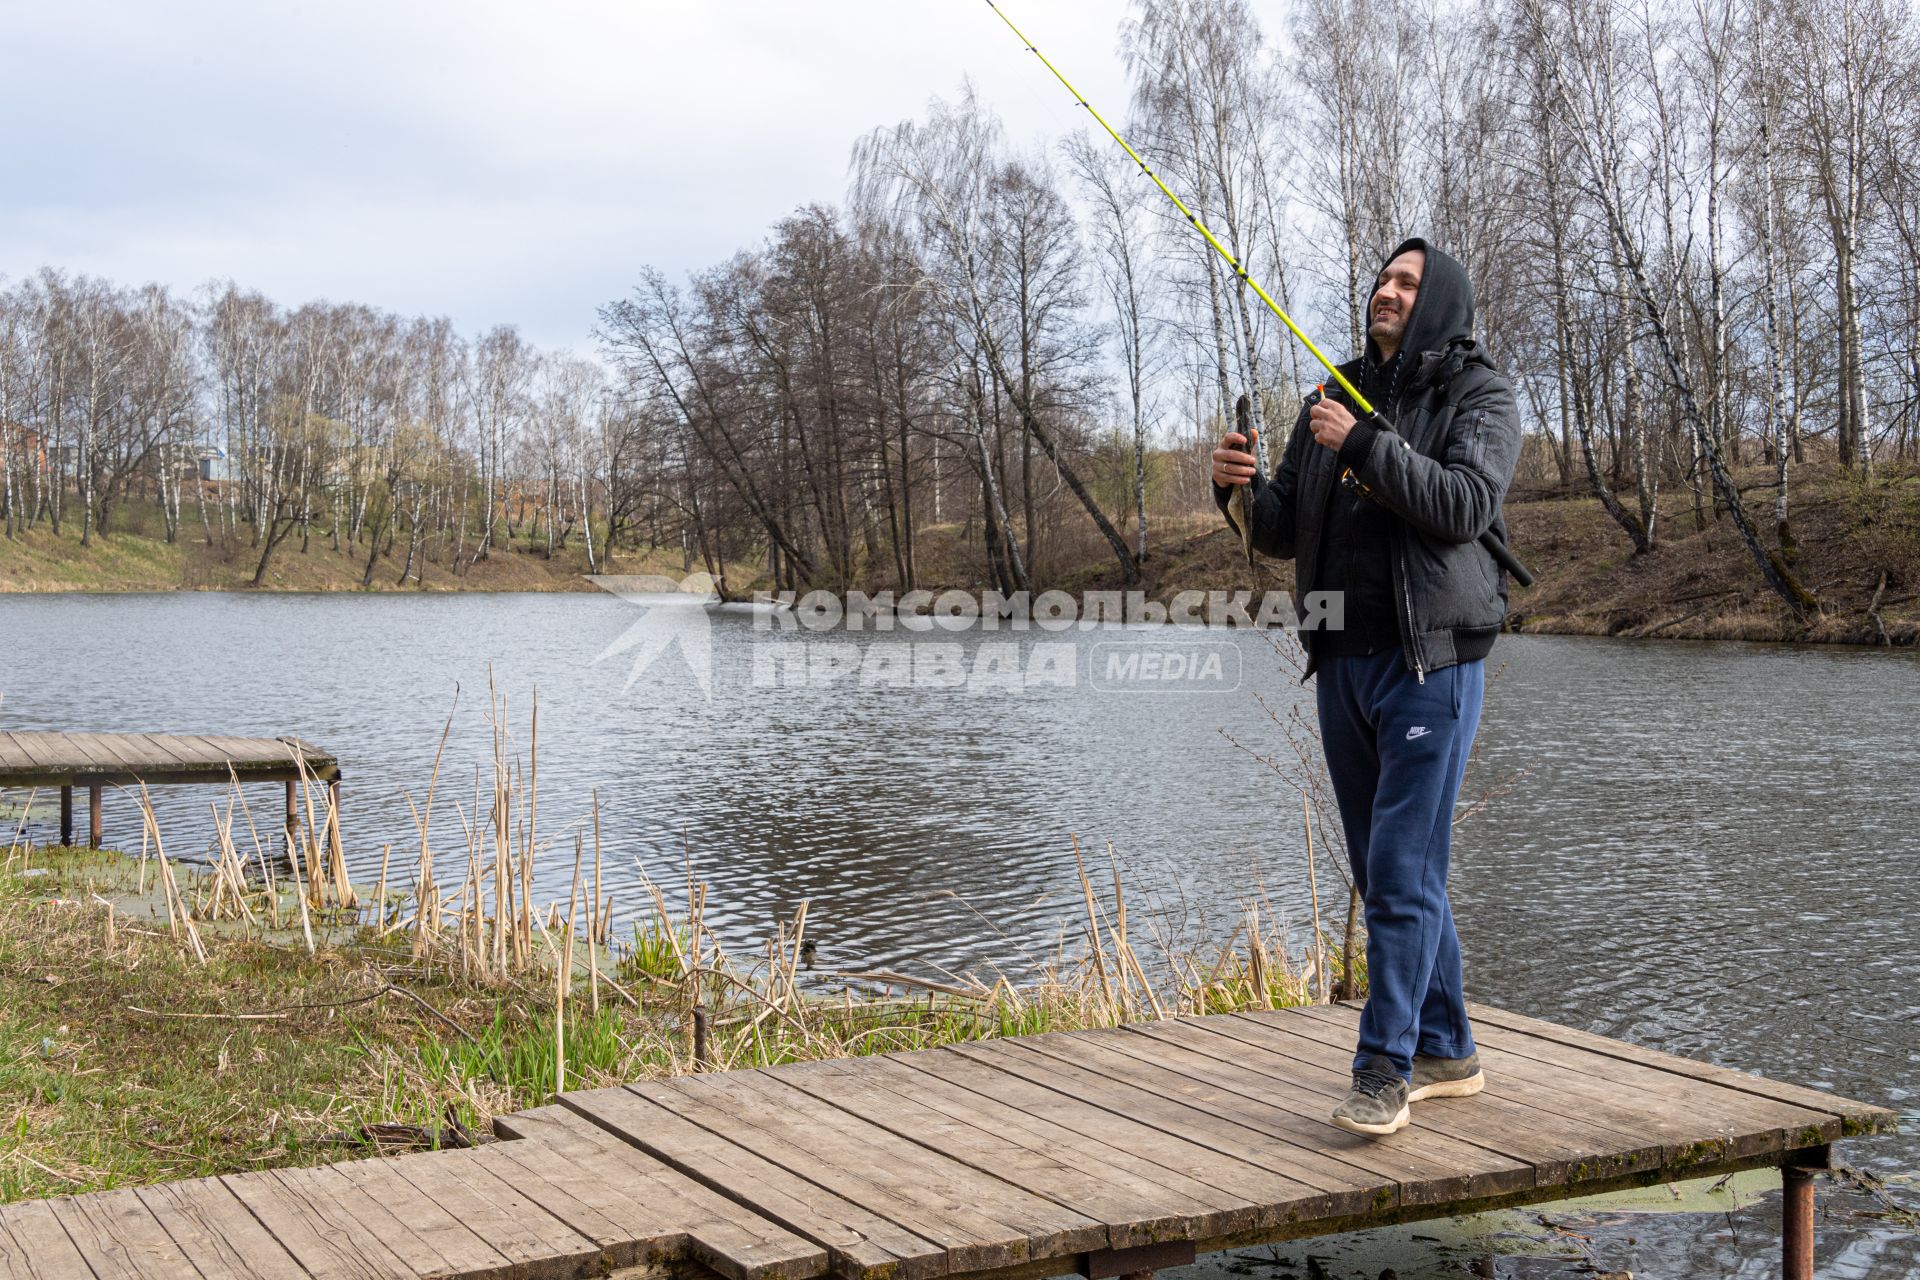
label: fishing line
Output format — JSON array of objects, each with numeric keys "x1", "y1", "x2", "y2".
[{"x1": 984, "y1": 0, "x2": 1370, "y2": 413}]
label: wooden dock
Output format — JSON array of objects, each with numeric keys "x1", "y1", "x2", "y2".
[
  {"x1": 0, "y1": 1002, "x2": 1893, "y2": 1279},
  {"x1": 0, "y1": 730, "x2": 339, "y2": 848}
]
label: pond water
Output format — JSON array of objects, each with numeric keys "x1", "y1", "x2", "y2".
[{"x1": 3, "y1": 590, "x2": 1916, "y2": 1277}]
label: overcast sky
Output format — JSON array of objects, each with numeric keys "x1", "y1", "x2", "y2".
[{"x1": 1, "y1": 1, "x2": 1136, "y2": 352}]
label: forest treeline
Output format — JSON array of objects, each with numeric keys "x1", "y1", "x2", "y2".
[{"x1": 2, "y1": 0, "x2": 1916, "y2": 609}]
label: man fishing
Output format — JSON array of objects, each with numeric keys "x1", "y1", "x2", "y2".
[{"x1": 1211, "y1": 239, "x2": 1523, "y2": 1136}]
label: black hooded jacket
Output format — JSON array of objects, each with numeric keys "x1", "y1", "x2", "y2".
[{"x1": 1215, "y1": 237, "x2": 1523, "y2": 680}]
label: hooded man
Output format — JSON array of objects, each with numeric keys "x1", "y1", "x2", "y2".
[{"x1": 1210, "y1": 238, "x2": 1523, "y2": 1137}]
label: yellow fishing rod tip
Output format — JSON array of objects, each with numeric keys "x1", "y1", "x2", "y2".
[{"x1": 988, "y1": 0, "x2": 1371, "y2": 407}]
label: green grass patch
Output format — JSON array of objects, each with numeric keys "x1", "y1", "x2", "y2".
[{"x1": 0, "y1": 837, "x2": 1352, "y2": 1204}]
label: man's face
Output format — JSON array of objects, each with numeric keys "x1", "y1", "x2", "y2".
[{"x1": 1368, "y1": 249, "x2": 1425, "y2": 351}]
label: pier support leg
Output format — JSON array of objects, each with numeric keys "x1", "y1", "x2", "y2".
[
  {"x1": 88, "y1": 783, "x2": 102, "y2": 848},
  {"x1": 60, "y1": 786, "x2": 73, "y2": 847},
  {"x1": 284, "y1": 780, "x2": 298, "y2": 855},
  {"x1": 1781, "y1": 1147, "x2": 1827, "y2": 1280},
  {"x1": 1080, "y1": 1243, "x2": 1194, "y2": 1279}
]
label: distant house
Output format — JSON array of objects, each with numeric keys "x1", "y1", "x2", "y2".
[
  {"x1": 196, "y1": 447, "x2": 232, "y2": 482},
  {"x1": 0, "y1": 421, "x2": 68, "y2": 469}
]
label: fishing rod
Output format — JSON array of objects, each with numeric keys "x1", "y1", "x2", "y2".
[{"x1": 984, "y1": 1, "x2": 1535, "y2": 588}]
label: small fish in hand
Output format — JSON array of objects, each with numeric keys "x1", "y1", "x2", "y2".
[{"x1": 1223, "y1": 394, "x2": 1261, "y2": 570}]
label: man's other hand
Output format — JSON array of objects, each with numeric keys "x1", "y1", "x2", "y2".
[
  {"x1": 1212, "y1": 432, "x2": 1258, "y2": 487},
  {"x1": 1310, "y1": 397, "x2": 1356, "y2": 450}
]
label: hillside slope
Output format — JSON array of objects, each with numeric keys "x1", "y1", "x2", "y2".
[{"x1": 4, "y1": 466, "x2": 1914, "y2": 647}]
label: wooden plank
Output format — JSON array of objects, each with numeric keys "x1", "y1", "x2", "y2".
[
  {"x1": 929, "y1": 1041, "x2": 1347, "y2": 1230},
  {"x1": 2, "y1": 734, "x2": 68, "y2": 773},
  {"x1": 202, "y1": 736, "x2": 304, "y2": 769},
  {"x1": 0, "y1": 1217, "x2": 38, "y2": 1280},
  {"x1": 1463, "y1": 1002, "x2": 1900, "y2": 1135},
  {"x1": 223, "y1": 1167, "x2": 419, "y2": 1280},
  {"x1": 74, "y1": 734, "x2": 145, "y2": 772},
  {"x1": 331, "y1": 1155, "x2": 522, "y2": 1279},
  {"x1": 891, "y1": 1050, "x2": 1273, "y2": 1240},
  {"x1": 485, "y1": 1106, "x2": 828, "y2": 1280},
  {"x1": 995, "y1": 1030, "x2": 1430, "y2": 1202},
  {"x1": 953, "y1": 1038, "x2": 1370, "y2": 1219},
  {"x1": 0, "y1": 731, "x2": 72, "y2": 783},
  {"x1": 166, "y1": 735, "x2": 248, "y2": 770},
  {"x1": 1040, "y1": 1023, "x2": 1536, "y2": 1205},
  {"x1": 197, "y1": 733, "x2": 277, "y2": 759},
  {"x1": 562, "y1": 1085, "x2": 947, "y2": 1280},
  {"x1": 175, "y1": 734, "x2": 267, "y2": 766},
  {"x1": 865, "y1": 1053, "x2": 1273, "y2": 1239},
  {"x1": 1460, "y1": 1013, "x2": 1846, "y2": 1143},
  {"x1": 1184, "y1": 1014, "x2": 1668, "y2": 1185},
  {"x1": 277, "y1": 1162, "x2": 463, "y2": 1278},
  {"x1": 491, "y1": 1105, "x2": 583, "y2": 1144},
  {"x1": 0, "y1": 1199, "x2": 97, "y2": 1280},
  {"x1": 135, "y1": 1177, "x2": 311, "y2": 1280},
  {"x1": 1289, "y1": 1003, "x2": 1842, "y2": 1163},
  {"x1": 1141, "y1": 1015, "x2": 1625, "y2": 1181},
  {"x1": 778, "y1": 1053, "x2": 1240, "y2": 1248},
  {"x1": 632, "y1": 1071, "x2": 1069, "y2": 1273},
  {"x1": 476, "y1": 1135, "x2": 687, "y2": 1274},
  {"x1": 171, "y1": 734, "x2": 263, "y2": 764},
  {"x1": 130, "y1": 733, "x2": 221, "y2": 770},
  {"x1": 50, "y1": 1186, "x2": 200, "y2": 1278},
  {"x1": 404, "y1": 1151, "x2": 608, "y2": 1277},
  {"x1": 61, "y1": 733, "x2": 129, "y2": 774},
  {"x1": 699, "y1": 1069, "x2": 1113, "y2": 1261},
  {"x1": 0, "y1": 1218, "x2": 41, "y2": 1280},
  {"x1": 723, "y1": 1064, "x2": 1113, "y2": 1257},
  {"x1": 0, "y1": 733, "x2": 35, "y2": 774},
  {"x1": 184, "y1": 733, "x2": 253, "y2": 754}
]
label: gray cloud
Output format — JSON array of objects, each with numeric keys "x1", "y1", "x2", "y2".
[{"x1": 2, "y1": 0, "x2": 1133, "y2": 350}]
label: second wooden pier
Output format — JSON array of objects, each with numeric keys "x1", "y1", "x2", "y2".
[{"x1": 0, "y1": 729, "x2": 339, "y2": 849}]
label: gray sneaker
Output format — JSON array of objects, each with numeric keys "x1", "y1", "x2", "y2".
[
  {"x1": 1330, "y1": 1055, "x2": 1411, "y2": 1136},
  {"x1": 1408, "y1": 1050, "x2": 1484, "y2": 1102}
]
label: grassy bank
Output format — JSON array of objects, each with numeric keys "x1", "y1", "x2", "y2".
[
  {"x1": 0, "y1": 497, "x2": 767, "y2": 592},
  {"x1": 0, "y1": 811, "x2": 1348, "y2": 1203},
  {"x1": 7, "y1": 463, "x2": 1910, "y2": 646},
  {"x1": 0, "y1": 514, "x2": 599, "y2": 593},
  {"x1": 1069, "y1": 461, "x2": 1920, "y2": 647},
  {"x1": 0, "y1": 842, "x2": 491, "y2": 1199}
]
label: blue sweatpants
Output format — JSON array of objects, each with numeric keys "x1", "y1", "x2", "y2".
[{"x1": 1315, "y1": 649, "x2": 1483, "y2": 1079}]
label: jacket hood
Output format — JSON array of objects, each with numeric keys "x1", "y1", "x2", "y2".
[{"x1": 1363, "y1": 236, "x2": 1478, "y2": 409}]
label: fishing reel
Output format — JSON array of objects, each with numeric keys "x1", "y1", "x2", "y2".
[{"x1": 1302, "y1": 384, "x2": 1379, "y2": 500}]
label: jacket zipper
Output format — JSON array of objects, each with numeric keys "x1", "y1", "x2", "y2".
[
  {"x1": 1398, "y1": 540, "x2": 1424, "y2": 684},
  {"x1": 1387, "y1": 432, "x2": 1425, "y2": 684}
]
